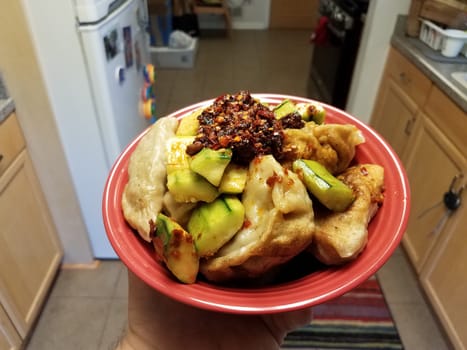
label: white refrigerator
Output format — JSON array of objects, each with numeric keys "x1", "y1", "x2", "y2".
[
  {"x1": 71, "y1": 0, "x2": 152, "y2": 258},
  {"x1": 76, "y1": 0, "x2": 152, "y2": 166},
  {"x1": 21, "y1": 0, "x2": 154, "y2": 260}
]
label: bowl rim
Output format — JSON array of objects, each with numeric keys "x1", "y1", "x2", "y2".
[{"x1": 102, "y1": 93, "x2": 411, "y2": 314}]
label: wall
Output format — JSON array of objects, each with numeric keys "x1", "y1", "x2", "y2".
[
  {"x1": 346, "y1": 0, "x2": 412, "y2": 124},
  {"x1": 0, "y1": 1, "x2": 94, "y2": 264},
  {"x1": 232, "y1": 0, "x2": 271, "y2": 29},
  {"x1": 198, "y1": 0, "x2": 271, "y2": 30}
]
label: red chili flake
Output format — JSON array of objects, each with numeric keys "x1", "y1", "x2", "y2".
[
  {"x1": 360, "y1": 166, "x2": 369, "y2": 176},
  {"x1": 170, "y1": 229, "x2": 184, "y2": 248},
  {"x1": 266, "y1": 172, "x2": 282, "y2": 187},
  {"x1": 187, "y1": 91, "x2": 292, "y2": 165},
  {"x1": 153, "y1": 239, "x2": 164, "y2": 262},
  {"x1": 243, "y1": 219, "x2": 252, "y2": 229},
  {"x1": 219, "y1": 135, "x2": 230, "y2": 147},
  {"x1": 148, "y1": 219, "x2": 156, "y2": 238}
]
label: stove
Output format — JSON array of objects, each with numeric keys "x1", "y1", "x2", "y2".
[{"x1": 308, "y1": 0, "x2": 369, "y2": 109}]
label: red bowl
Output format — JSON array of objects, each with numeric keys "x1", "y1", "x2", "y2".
[{"x1": 102, "y1": 94, "x2": 410, "y2": 314}]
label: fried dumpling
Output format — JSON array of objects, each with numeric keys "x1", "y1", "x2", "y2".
[
  {"x1": 200, "y1": 155, "x2": 314, "y2": 282},
  {"x1": 162, "y1": 191, "x2": 197, "y2": 228},
  {"x1": 310, "y1": 164, "x2": 385, "y2": 265},
  {"x1": 122, "y1": 117, "x2": 178, "y2": 242},
  {"x1": 282, "y1": 122, "x2": 364, "y2": 174}
]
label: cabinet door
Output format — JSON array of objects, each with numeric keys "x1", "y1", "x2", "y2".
[
  {"x1": 421, "y1": 201, "x2": 467, "y2": 350},
  {"x1": 0, "y1": 150, "x2": 63, "y2": 338},
  {"x1": 0, "y1": 303, "x2": 21, "y2": 350},
  {"x1": 370, "y1": 76, "x2": 419, "y2": 164},
  {"x1": 0, "y1": 113, "x2": 25, "y2": 177},
  {"x1": 402, "y1": 114, "x2": 465, "y2": 272}
]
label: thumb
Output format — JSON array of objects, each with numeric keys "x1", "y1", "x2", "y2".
[{"x1": 262, "y1": 308, "x2": 313, "y2": 344}]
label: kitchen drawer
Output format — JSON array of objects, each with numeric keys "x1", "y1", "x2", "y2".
[
  {"x1": 385, "y1": 48, "x2": 432, "y2": 106},
  {"x1": 0, "y1": 113, "x2": 25, "y2": 177},
  {"x1": 424, "y1": 85, "x2": 467, "y2": 153}
]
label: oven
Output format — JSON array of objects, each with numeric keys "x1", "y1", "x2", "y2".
[{"x1": 308, "y1": 0, "x2": 369, "y2": 109}]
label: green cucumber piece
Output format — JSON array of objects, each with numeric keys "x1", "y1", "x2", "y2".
[
  {"x1": 292, "y1": 159, "x2": 354, "y2": 212},
  {"x1": 176, "y1": 109, "x2": 201, "y2": 136},
  {"x1": 187, "y1": 196, "x2": 245, "y2": 257},
  {"x1": 166, "y1": 136, "x2": 196, "y2": 174},
  {"x1": 296, "y1": 102, "x2": 326, "y2": 124},
  {"x1": 190, "y1": 147, "x2": 232, "y2": 187},
  {"x1": 218, "y1": 164, "x2": 248, "y2": 194},
  {"x1": 154, "y1": 214, "x2": 199, "y2": 284},
  {"x1": 167, "y1": 169, "x2": 218, "y2": 203},
  {"x1": 273, "y1": 99, "x2": 297, "y2": 119}
]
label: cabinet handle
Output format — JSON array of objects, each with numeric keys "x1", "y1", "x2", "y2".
[
  {"x1": 424, "y1": 174, "x2": 464, "y2": 236},
  {"x1": 404, "y1": 117, "x2": 415, "y2": 135},
  {"x1": 0, "y1": 153, "x2": 3, "y2": 163},
  {"x1": 399, "y1": 72, "x2": 411, "y2": 85}
]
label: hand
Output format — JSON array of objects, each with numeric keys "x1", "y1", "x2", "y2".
[{"x1": 117, "y1": 271, "x2": 313, "y2": 350}]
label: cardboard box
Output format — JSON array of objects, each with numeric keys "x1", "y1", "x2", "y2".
[
  {"x1": 269, "y1": 0, "x2": 319, "y2": 29},
  {"x1": 150, "y1": 38, "x2": 198, "y2": 69}
]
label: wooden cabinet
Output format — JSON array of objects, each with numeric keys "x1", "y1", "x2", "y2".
[
  {"x1": 402, "y1": 110, "x2": 465, "y2": 272},
  {"x1": 370, "y1": 48, "x2": 431, "y2": 164},
  {"x1": 417, "y1": 86, "x2": 467, "y2": 350},
  {"x1": 370, "y1": 48, "x2": 467, "y2": 350},
  {"x1": 0, "y1": 112, "x2": 25, "y2": 177},
  {"x1": 402, "y1": 85, "x2": 466, "y2": 273},
  {"x1": 0, "y1": 113, "x2": 63, "y2": 345},
  {"x1": 421, "y1": 202, "x2": 467, "y2": 349},
  {"x1": 371, "y1": 78, "x2": 419, "y2": 163}
]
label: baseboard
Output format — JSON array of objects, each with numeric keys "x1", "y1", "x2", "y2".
[{"x1": 61, "y1": 259, "x2": 100, "y2": 270}]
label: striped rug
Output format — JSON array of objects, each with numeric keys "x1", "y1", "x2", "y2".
[{"x1": 282, "y1": 276, "x2": 403, "y2": 350}]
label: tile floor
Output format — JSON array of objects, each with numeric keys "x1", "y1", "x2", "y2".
[{"x1": 26, "y1": 29, "x2": 452, "y2": 350}]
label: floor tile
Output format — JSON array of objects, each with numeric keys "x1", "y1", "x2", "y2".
[
  {"x1": 389, "y1": 303, "x2": 452, "y2": 350},
  {"x1": 26, "y1": 297, "x2": 112, "y2": 350},
  {"x1": 113, "y1": 266, "x2": 129, "y2": 299},
  {"x1": 98, "y1": 298, "x2": 128, "y2": 350},
  {"x1": 377, "y1": 251, "x2": 426, "y2": 304},
  {"x1": 51, "y1": 260, "x2": 123, "y2": 298}
]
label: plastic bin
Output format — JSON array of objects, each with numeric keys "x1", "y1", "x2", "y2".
[
  {"x1": 441, "y1": 29, "x2": 467, "y2": 57},
  {"x1": 419, "y1": 19, "x2": 467, "y2": 57},
  {"x1": 419, "y1": 19, "x2": 444, "y2": 50},
  {"x1": 150, "y1": 38, "x2": 198, "y2": 69}
]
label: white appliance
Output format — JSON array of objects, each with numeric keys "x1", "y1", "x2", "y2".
[
  {"x1": 77, "y1": 0, "x2": 151, "y2": 166},
  {"x1": 21, "y1": 0, "x2": 153, "y2": 261},
  {"x1": 75, "y1": 0, "x2": 151, "y2": 257},
  {"x1": 75, "y1": 0, "x2": 149, "y2": 258}
]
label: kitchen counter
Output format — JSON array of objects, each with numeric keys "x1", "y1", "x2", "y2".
[
  {"x1": 0, "y1": 75, "x2": 15, "y2": 123},
  {"x1": 391, "y1": 16, "x2": 467, "y2": 113}
]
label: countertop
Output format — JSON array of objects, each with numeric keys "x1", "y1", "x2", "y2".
[
  {"x1": 391, "y1": 16, "x2": 467, "y2": 113},
  {"x1": 0, "y1": 75, "x2": 15, "y2": 124}
]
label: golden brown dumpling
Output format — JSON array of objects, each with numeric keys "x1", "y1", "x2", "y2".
[
  {"x1": 162, "y1": 191, "x2": 196, "y2": 228},
  {"x1": 282, "y1": 123, "x2": 364, "y2": 174},
  {"x1": 122, "y1": 117, "x2": 178, "y2": 242},
  {"x1": 200, "y1": 155, "x2": 315, "y2": 282},
  {"x1": 310, "y1": 164, "x2": 384, "y2": 265}
]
